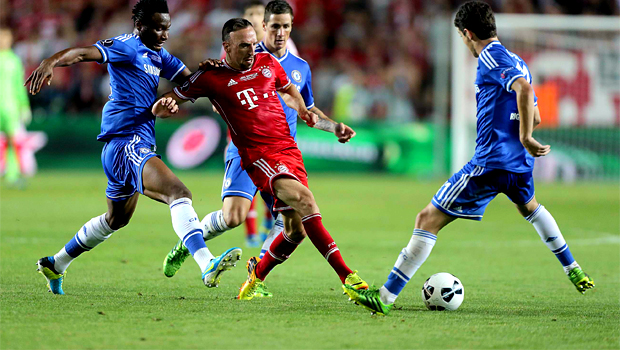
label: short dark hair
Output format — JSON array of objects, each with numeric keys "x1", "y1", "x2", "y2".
[
  {"x1": 222, "y1": 18, "x2": 253, "y2": 42},
  {"x1": 243, "y1": 0, "x2": 265, "y2": 12},
  {"x1": 132, "y1": 0, "x2": 169, "y2": 24},
  {"x1": 454, "y1": 1, "x2": 496, "y2": 40},
  {"x1": 264, "y1": 0, "x2": 294, "y2": 23}
]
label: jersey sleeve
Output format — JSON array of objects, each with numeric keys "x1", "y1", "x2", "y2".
[
  {"x1": 172, "y1": 70, "x2": 211, "y2": 103},
  {"x1": 272, "y1": 57, "x2": 291, "y2": 91},
  {"x1": 300, "y1": 66, "x2": 315, "y2": 109},
  {"x1": 480, "y1": 49, "x2": 530, "y2": 93},
  {"x1": 160, "y1": 48, "x2": 187, "y2": 81},
  {"x1": 93, "y1": 36, "x2": 137, "y2": 64}
]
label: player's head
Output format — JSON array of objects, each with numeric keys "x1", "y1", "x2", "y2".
[
  {"x1": 0, "y1": 26, "x2": 12, "y2": 51},
  {"x1": 132, "y1": 0, "x2": 171, "y2": 51},
  {"x1": 454, "y1": 1, "x2": 497, "y2": 58},
  {"x1": 222, "y1": 18, "x2": 257, "y2": 70},
  {"x1": 263, "y1": 0, "x2": 293, "y2": 52},
  {"x1": 243, "y1": 1, "x2": 266, "y2": 41}
]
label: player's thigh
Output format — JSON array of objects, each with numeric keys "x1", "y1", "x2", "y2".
[
  {"x1": 0, "y1": 108, "x2": 19, "y2": 138},
  {"x1": 105, "y1": 192, "x2": 140, "y2": 230},
  {"x1": 142, "y1": 156, "x2": 190, "y2": 204},
  {"x1": 431, "y1": 164, "x2": 498, "y2": 221},
  {"x1": 222, "y1": 195, "x2": 252, "y2": 228},
  {"x1": 272, "y1": 176, "x2": 318, "y2": 215},
  {"x1": 280, "y1": 209, "x2": 306, "y2": 241},
  {"x1": 415, "y1": 203, "x2": 456, "y2": 233},
  {"x1": 504, "y1": 171, "x2": 538, "y2": 217}
]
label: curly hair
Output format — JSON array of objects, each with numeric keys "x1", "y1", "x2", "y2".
[{"x1": 131, "y1": 0, "x2": 169, "y2": 24}]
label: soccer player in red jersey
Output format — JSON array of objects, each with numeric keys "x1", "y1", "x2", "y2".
[{"x1": 153, "y1": 18, "x2": 368, "y2": 300}]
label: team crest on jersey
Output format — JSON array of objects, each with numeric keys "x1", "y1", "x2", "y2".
[
  {"x1": 262, "y1": 68, "x2": 272, "y2": 78},
  {"x1": 276, "y1": 163, "x2": 289, "y2": 173},
  {"x1": 101, "y1": 39, "x2": 114, "y2": 47},
  {"x1": 291, "y1": 70, "x2": 302, "y2": 82}
]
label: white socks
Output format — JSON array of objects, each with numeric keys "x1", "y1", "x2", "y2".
[
  {"x1": 170, "y1": 198, "x2": 214, "y2": 272},
  {"x1": 53, "y1": 213, "x2": 115, "y2": 273},
  {"x1": 202, "y1": 210, "x2": 230, "y2": 241},
  {"x1": 380, "y1": 229, "x2": 437, "y2": 304}
]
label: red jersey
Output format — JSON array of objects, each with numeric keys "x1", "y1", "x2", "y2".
[{"x1": 173, "y1": 53, "x2": 295, "y2": 168}]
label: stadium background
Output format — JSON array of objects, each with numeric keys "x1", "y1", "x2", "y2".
[
  {"x1": 1, "y1": 1, "x2": 619, "y2": 349},
  {"x1": 2, "y1": 0, "x2": 618, "y2": 180}
]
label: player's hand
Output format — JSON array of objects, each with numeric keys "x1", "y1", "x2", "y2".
[
  {"x1": 25, "y1": 58, "x2": 55, "y2": 95},
  {"x1": 521, "y1": 136, "x2": 550, "y2": 157},
  {"x1": 198, "y1": 58, "x2": 223, "y2": 71},
  {"x1": 152, "y1": 97, "x2": 179, "y2": 118},
  {"x1": 300, "y1": 110, "x2": 318, "y2": 128},
  {"x1": 334, "y1": 123, "x2": 356, "y2": 143}
]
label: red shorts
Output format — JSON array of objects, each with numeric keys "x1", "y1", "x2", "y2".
[{"x1": 245, "y1": 147, "x2": 309, "y2": 212}]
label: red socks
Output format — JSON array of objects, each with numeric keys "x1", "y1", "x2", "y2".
[
  {"x1": 301, "y1": 214, "x2": 352, "y2": 283},
  {"x1": 245, "y1": 197, "x2": 257, "y2": 238},
  {"x1": 256, "y1": 232, "x2": 302, "y2": 280}
]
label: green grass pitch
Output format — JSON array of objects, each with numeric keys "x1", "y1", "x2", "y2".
[{"x1": 1, "y1": 171, "x2": 618, "y2": 349}]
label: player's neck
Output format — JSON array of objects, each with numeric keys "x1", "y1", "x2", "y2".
[
  {"x1": 264, "y1": 42, "x2": 286, "y2": 58},
  {"x1": 475, "y1": 37, "x2": 499, "y2": 55}
]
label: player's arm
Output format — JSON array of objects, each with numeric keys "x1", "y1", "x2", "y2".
[
  {"x1": 278, "y1": 83, "x2": 318, "y2": 127},
  {"x1": 152, "y1": 92, "x2": 185, "y2": 119},
  {"x1": 25, "y1": 46, "x2": 103, "y2": 95},
  {"x1": 511, "y1": 77, "x2": 550, "y2": 157},
  {"x1": 310, "y1": 106, "x2": 356, "y2": 143},
  {"x1": 533, "y1": 106, "x2": 541, "y2": 129}
]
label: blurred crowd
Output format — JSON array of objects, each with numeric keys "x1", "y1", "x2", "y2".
[{"x1": 2, "y1": 0, "x2": 618, "y2": 122}]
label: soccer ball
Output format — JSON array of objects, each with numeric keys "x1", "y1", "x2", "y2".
[{"x1": 421, "y1": 272, "x2": 464, "y2": 311}]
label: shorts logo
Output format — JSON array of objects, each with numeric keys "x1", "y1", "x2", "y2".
[
  {"x1": 139, "y1": 148, "x2": 151, "y2": 154},
  {"x1": 291, "y1": 70, "x2": 302, "y2": 82},
  {"x1": 101, "y1": 39, "x2": 114, "y2": 47},
  {"x1": 262, "y1": 68, "x2": 272, "y2": 78},
  {"x1": 276, "y1": 164, "x2": 289, "y2": 173},
  {"x1": 224, "y1": 178, "x2": 231, "y2": 189},
  {"x1": 181, "y1": 80, "x2": 190, "y2": 92}
]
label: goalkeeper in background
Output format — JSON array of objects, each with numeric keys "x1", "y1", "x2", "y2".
[{"x1": 0, "y1": 26, "x2": 31, "y2": 186}]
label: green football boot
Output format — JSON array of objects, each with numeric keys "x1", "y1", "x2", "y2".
[
  {"x1": 163, "y1": 239, "x2": 191, "y2": 277},
  {"x1": 343, "y1": 284, "x2": 393, "y2": 316},
  {"x1": 254, "y1": 281, "x2": 273, "y2": 298},
  {"x1": 568, "y1": 267, "x2": 595, "y2": 294}
]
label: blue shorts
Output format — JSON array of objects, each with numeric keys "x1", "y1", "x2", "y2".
[
  {"x1": 101, "y1": 135, "x2": 159, "y2": 201},
  {"x1": 221, "y1": 157, "x2": 277, "y2": 219},
  {"x1": 431, "y1": 162, "x2": 535, "y2": 221},
  {"x1": 222, "y1": 157, "x2": 257, "y2": 202}
]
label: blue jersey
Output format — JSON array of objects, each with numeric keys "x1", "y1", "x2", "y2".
[
  {"x1": 93, "y1": 34, "x2": 186, "y2": 146},
  {"x1": 225, "y1": 42, "x2": 315, "y2": 161},
  {"x1": 472, "y1": 41, "x2": 537, "y2": 173}
]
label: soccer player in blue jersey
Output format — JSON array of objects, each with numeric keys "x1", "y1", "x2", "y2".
[
  {"x1": 27, "y1": 0, "x2": 241, "y2": 295},
  {"x1": 344, "y1": 1, "x2": 595, "y2": 315},
  {"x1": 162, "y1": 0, "x2": 357, "y2": 298}
]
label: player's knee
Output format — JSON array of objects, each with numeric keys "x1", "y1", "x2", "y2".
[
  {"x1": 223, "y1": 207, "x2": 247, "y2": 228},
  {"x1": 296, "y1": 190, "x2": 317, "y2": 215},
  {"x1": 169, "y1": 183, "x2": 192, "y2": 202},
  {"x1": 415, "y1": 207, "x2": 434, "y2": 229},
  {"x1": 107, "y1": 215, "x2": 130, "y2": 230},
  {"x1": 288, "y1": 225, "x2": 306, "y2": 241}
]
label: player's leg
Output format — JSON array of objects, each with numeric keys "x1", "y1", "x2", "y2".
[
  {"x1": 142, "y1": 156, "x2": 241, "y2": 287},
  {"x1": 0, "y1": 109, "x2": 22, "y2": 185},
  {"x1": 509, "y1": 173, "x2": 594, "y2": 294},
  {"x1": 260, "y1": 198, "x2": 275, "y2": 242},
  {"x1": 244, "y1": 196, "x2": 260, "y2": 247},
  {"x1": 271, "y1": 177, "x2": 365, "y2": 286},
  {"x1": 346, "y1": 164, "x2": 494, "y2": 314}
]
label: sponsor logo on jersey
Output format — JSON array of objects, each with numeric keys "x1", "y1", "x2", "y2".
[
  {"x1": 101, "y1": 39, "x2": 114, "y2": 47},
  {"x1": 228, "y1": 79, "x2": 238, "y2": 87},
  {"x1": 510, "y1": 113, "x2": 520, "y2": 121},
  {"x1": 143, "y1": 52, "x2": 149, "y2": 58},
  {"x1": 240, "y1": 73, "x2": 258, "y2": 81},
  {"x1": 144, "y1": 64, "x2": 161, "y2": 76},
  {"x1": 262, "y1": 68, "x2": 272, "y2": 78},
  {"x1": 291, "y1": 70, "x2": 302, "y2": 82}
]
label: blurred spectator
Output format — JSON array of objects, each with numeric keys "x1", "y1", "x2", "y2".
[{"x1": 6, "y1": 0, "x2": 619, "y2": 121}]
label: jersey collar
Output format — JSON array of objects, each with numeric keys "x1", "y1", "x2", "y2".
[
  {"x1": 480, "y1": 40, "x2": 501, "y2": 55},
  {"x1": 258, "y1": 41, "x2": 289, "y2": 62}
]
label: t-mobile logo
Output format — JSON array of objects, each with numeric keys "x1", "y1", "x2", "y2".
[{"x1": 236, "y1": 88, "x2": 259, "y2": 110}]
